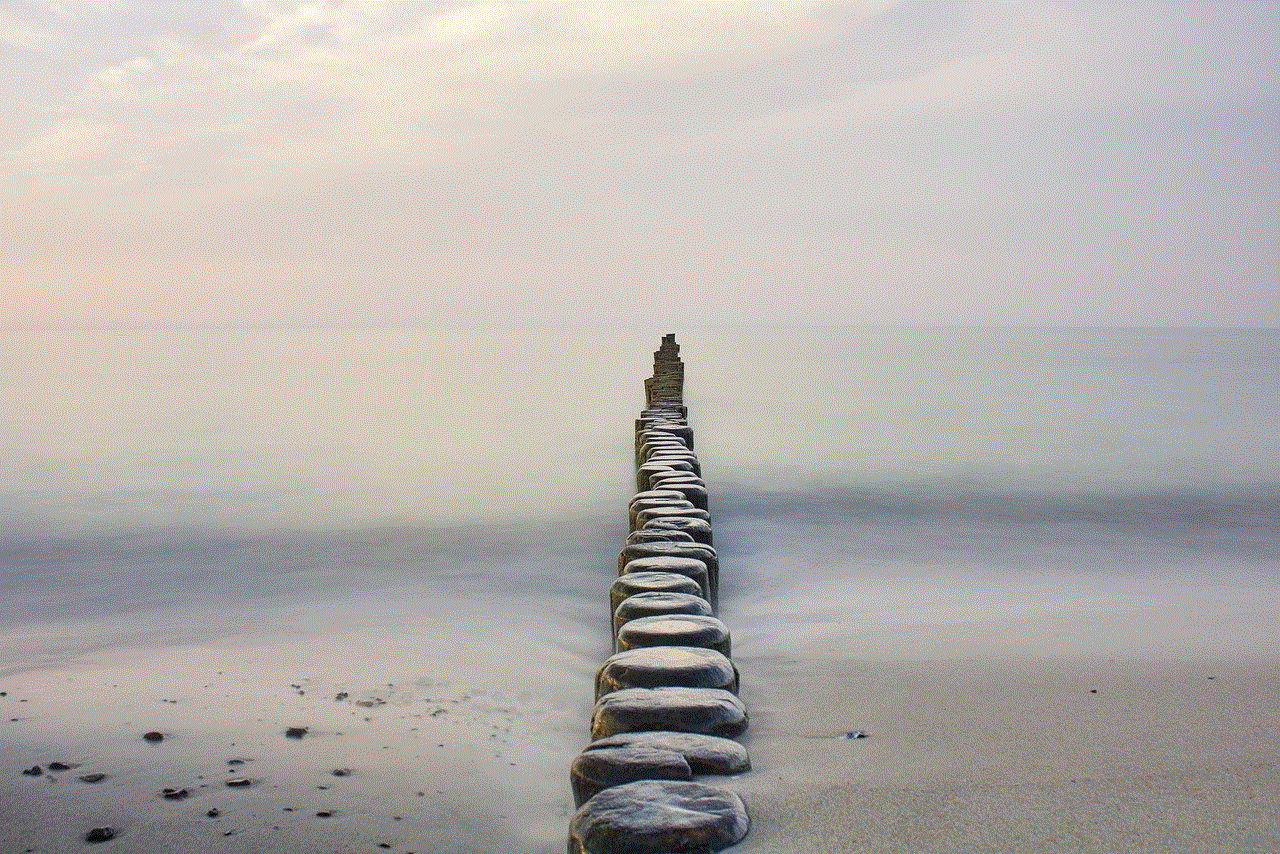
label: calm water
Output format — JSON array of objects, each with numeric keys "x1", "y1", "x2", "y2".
[
  {"x1": 3, "y1": 326, "x2": 1278, "y2": 656},
  {"x1": 1, "y1": 327, "x2": 1277, "y2": 850}
]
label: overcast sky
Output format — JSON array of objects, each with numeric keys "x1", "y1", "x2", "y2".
[{"x1": 2, "y1": 1, "x2": 1277, "y2": 328}]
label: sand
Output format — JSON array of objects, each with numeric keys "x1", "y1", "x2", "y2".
[
  {"x1": 727, "y1": 656, "x2": 1280, "y2": 853},
  {"x1": 6, "y1": 642, "x2": 1277, "y2": 853}
]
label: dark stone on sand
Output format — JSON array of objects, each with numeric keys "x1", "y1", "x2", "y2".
[
  {"x1": 591, "y1": 687, "x2": 747, "y2": 739},
  {"x1": 143, "y1": 731, "x2": 165, "y2": 742},
  {"x1": 285, "y1": 727, "x2": 308, "y2": 738},
  {"x1": 84, "y1": 827, "x2": 116, "y2": 843},
  {"x1": 207, "y1": 808, "x2": 220, "y2": 817},
  {"x1": 162, "y1": 787, "x2": 191, "y2": 800},
  {"x1": 642, "y1": 516, "x2": 713, "y2": 545},
  {"x1": 570, "y1": 745, "x2": 691, "y2": 807},
  {"x1": 316, "y1": 811, "x2": 334, "y2": 818},
  {"x1": 585, "y1": 731, "x2": 750, "y2": 775},
  {"x1": 22, "y1": 765, "x2": 41, "y2": 776},
  {"x1": 225, "y1": 777, "x2": 253, "y2": 787},
  {"x1": 568, "y1": 779, "x2": 748, "y2": 854},
  {"x1": 596, "y1": 647, "x2": 737, "y2": 699},
  {"x1": 79, "y1": 773, "x2": 107, "y2": 783},
  {"x1": 613, "y1": 591, "x2": 713, "y2": 638},
  {"x1": 609, "y1": 572, "x2": 704, "y2": 619},
  {"x1": 625, "y1": 528, "x2": 695, "y2": 546},
  {"x1": 335, "y1": 692, "x2": 349, "y2": 701},
  {"x1": 620, "y1": 556, "x2": 710, "y2": 602},
  {"x1": 332, "y1": 768, "x2": 351, "y2": 776},
  {"x1": 48, "y1": 762, "x2": 72, "y2": 771},
  {"x1": 617, "y1": 614, "x2": 731, "y2": 657}
]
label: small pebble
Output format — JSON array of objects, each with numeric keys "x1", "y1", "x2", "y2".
[
  {"x1": 840, "y1": 731, "x2": 867, "y2": 740},
  {"x1": 84, "y1": 827, "x2": 116, "y2": 843},
  {"x1": 48, "y1": 761, "x2": 71, "y2": 771},
  {"x1": 206, "y1": 809, "x2": 220, "y2": 817},
  {"x1": 285, "y1": 727, "x2": 308, "y2": 739},
  {"x1": 79, "y1": 773, "x2": 107, "y2": 783},
  {"x1": 332, "y1": 768, "x2": 350, "y2": 777},
  {"x1": 143, "y1": 731, "x2": 165, "y2": 742},
  {"x1": 315, "y1": 811, "x2": 333, "y2": 818},
  {"x1": 22, "y1": 765, "x2": 42, "y2": 776},
  {"x1": 162, "y1": 787, "x2": 190, "y2": 800},
  {"x1": 225, "y1": 777, "x2": 252, "y2": 787}
]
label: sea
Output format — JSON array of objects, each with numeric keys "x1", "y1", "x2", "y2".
[{"x1": 1, "y1": 327, "x2": 1277, "y2": 851}]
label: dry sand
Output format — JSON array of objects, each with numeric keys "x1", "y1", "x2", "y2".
[{"x1": 727, "y1": 656, "x2": 1280, "y2": 853}]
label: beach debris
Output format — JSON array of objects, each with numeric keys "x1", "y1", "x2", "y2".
[
  {"x1": 354, "y1": 698, "x2": 385, "y2": 708},
  {"x1": 227, "y1": 758, "x2": 251, "y2": 765},
  {"x1": 285, "y1": 726, "x2": 308, "y2": 738},
  {"x1": 206, "y1": 809, "x2": 220, "y2": 817},
  {"x1": 335, "y1": 692, "x2": 349, "y2": 701},
  {"x1": 79, "y1": 773, "x2": 107, "y2": 783},
  {"x1": 568, "y1": 780, "x2": 748, "y2": 854},
  {"x1": 84, "y1": 827, "x2": 116, "y2": 843},
  {"x1": 840, "y1": 731, "x2": 867, "y2": 740},
  {"x1": 142, "y1": 731, "x2": 165, "y2": 742},
  {"x1": 225, "y1": 777, "x2": 252, "y2": 787},
  {"x1": 22, "y1": 765, "x2": 42, "y2": 776},
  {"x1": 162, "y1": 787, "x2": 191, "y2": 800}
]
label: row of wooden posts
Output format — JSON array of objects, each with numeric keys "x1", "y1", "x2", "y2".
[{"x1": 567, "y1": 335, "x2": 750, "y2": 853}]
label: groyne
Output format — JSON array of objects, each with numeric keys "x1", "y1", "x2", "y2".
[{"x1": 568, "y1": 335, "x2": 750, "y2": 854}]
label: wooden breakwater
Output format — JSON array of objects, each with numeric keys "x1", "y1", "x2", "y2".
[{"x1": 568, "y1": 335, "x2": 750, "y2": 854}]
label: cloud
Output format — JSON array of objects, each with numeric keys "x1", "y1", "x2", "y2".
[
  {"x1": 3, "y1": 119, "x2": 114, "y2": 168},
  {"x1": 1, "y1": 1, "x2": 1276, "y2": 328}
]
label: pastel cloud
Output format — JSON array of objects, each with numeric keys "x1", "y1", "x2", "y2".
[{"x1": 0, "y1": 1, "x2": 1276, "y2": 327}]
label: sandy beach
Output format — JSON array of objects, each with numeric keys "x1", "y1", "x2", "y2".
[{"x1": 6, "y1": 648, "x2": 1277, "y2": 852}]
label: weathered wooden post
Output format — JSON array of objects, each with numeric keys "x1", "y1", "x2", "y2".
[{"x1": 568, "y1": 336, "x2": 750, "y2": 853}]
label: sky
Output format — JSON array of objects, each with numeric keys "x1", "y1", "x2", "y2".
[{"x1": 1, "y1": 1, "x2": 1277, "y2": 328}]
